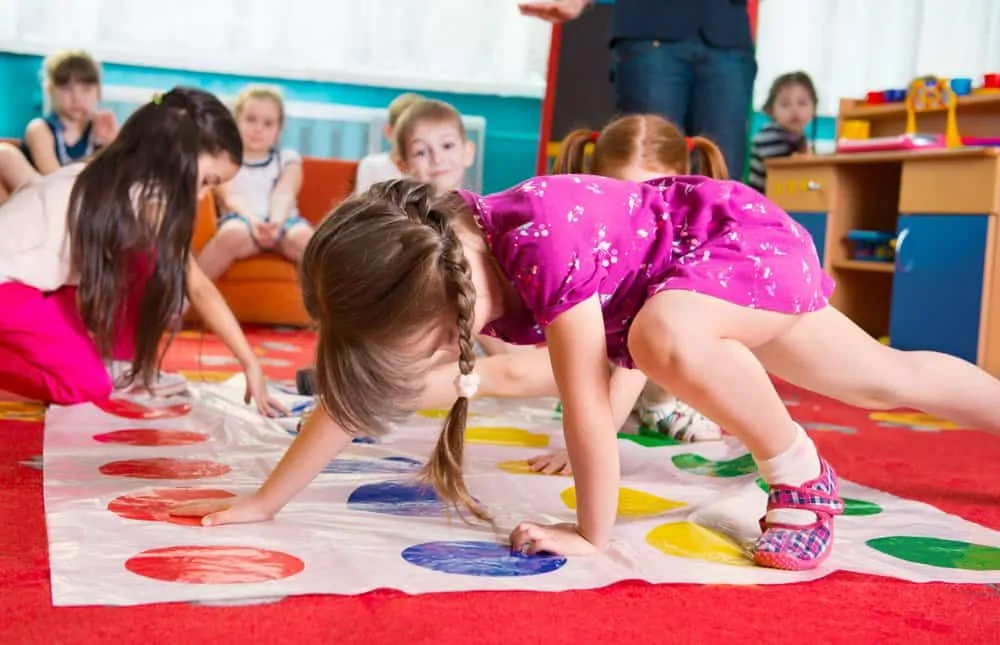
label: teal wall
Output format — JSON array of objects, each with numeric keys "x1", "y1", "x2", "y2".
[{"x1": 0, "y1": 52, "x2": 541, "y2": 193}]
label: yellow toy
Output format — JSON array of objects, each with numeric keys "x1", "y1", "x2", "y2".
[{"x1": 905, "y1": 76, "x2": 962, "y2": 147}]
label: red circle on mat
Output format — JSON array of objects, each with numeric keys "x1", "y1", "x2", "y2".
[
  {"x1": 93, "y1": 429, "x2": 209, "y2": 447},
  {"x1": 96, "y1": 399, "x2": 192, "y2": 419},
  {"x1": 108, "y1": 488, "x2": 236, "y2": 526},
  {"x1": 125, "y1": 545, "x2": 305, "y2": 584},
  {"x1": 99, "y1": 458, "x2": 231, "y2": 480}
]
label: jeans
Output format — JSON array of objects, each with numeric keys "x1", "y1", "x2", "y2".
[{"x1": 612, "y1": 38, "x2": 757, "y2": 181}]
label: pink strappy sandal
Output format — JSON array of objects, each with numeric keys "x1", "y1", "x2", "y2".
[{"x1": 754, "y1": 458, "x2": 844, "y2": 571}]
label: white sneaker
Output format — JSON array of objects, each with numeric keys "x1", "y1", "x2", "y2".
[
  {"x1": 637, "y1": 395, "x2": 722, "y2": 442},
  {"x1": 109, "y1": 361, "x2": 188, "y2": 398}
]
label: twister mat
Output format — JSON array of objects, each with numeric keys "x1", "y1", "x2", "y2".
[{"x1": 43, "y1": 382, "x2": 1000, "y2": 607}]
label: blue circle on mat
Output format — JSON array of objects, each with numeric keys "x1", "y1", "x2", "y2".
[
  {"x1": 323, "y1": 456, "x2": 422, "y2": 475},
  {"x1": 352, "y1": 436, "x2": 378, "y2": 444},
  {"x1": 401, "y1": 540, "x2": 567, "y2": 577},
  {"x1": 347, "y1": 481, "x2": 446, "y2": 517}
]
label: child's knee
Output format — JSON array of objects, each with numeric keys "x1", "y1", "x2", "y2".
[{"x1": 215, "y1": 224, "x2": 257, "y2": 258}]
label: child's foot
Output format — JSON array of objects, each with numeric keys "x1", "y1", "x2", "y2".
[
  {"x1": 638, "y1": 396, "x2": 722, "y2": 442},
  {"x1": 753, "y1": 457, "x2": 844, "y2": 570},
  {"x1": 109, "y1": 361, "x2": 188, "y2": 398}
]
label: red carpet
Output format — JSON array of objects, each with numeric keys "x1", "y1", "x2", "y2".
[{"x1": 2, "y1": 326, "x2": 998, "y2": 644}]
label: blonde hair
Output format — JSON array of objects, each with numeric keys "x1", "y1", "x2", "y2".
[
  {"x1": 44, "y1": 50, "x2": 100, "y2": 87},
  {"x1": 387, "y1": 93, "x2": 425, "y2": 129},
  {"x1": 393, "y1": 100, "x2": 467, "y2": 164},
  {"x1": 554, "y1": 114, "x2": 729, "y2": 180},
  {"x1": 233, "y1": 85, "x2": 286, "y2": 126}
]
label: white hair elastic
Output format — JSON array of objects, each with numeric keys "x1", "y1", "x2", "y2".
[{"x1": 455, "y1": 373, "x2": 481, "y2": 399}]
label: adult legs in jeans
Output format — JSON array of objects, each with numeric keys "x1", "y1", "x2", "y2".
[
  {"x1": 612, "y1": 39, "x2": 695, "y2": 131},
  {"x1": 689, "y1": 42, "x2": 757, "y2": 181}
]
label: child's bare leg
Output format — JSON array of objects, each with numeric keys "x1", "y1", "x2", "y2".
[
  {"x1": 754, "y1": 306, "x2": 1000, "y2": 434},
  {"x1": 277, "y1": 223, "x2": 313, "y2": 265},
  {"x1": 629, "y1": 290, "x2": 839, "y2": 570},
  {"x1": 196, "y1": 221, "x2": 257, "y2": 281},
  {"x1": 636, "y1": 381, "x2": 722, "y2": 442}
]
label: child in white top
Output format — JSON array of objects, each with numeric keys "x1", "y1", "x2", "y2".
[
  {"x1": 0, "y1": 87, "x2": 281, "y2": 413},
  {"x1": 353, "y1": 92, "x2": 424, "y2": 194},
  {"x1": 196, "y1": 86, "x2": 312, "y2": 281}
]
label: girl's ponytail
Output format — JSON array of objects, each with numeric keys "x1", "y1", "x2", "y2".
[
  {"x1": 688, "y1": 136, "x2": 729, "y2": 180},
  {"x1": 552, "y1": 129, "x2": 596, "y2": 174}
]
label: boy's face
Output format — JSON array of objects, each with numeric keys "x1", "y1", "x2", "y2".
[
  {"x1": 399, "y1": 120, "x2": 475, "y2": 194},
  {"x1": 237, "y1": 97, "x2": 283, "y2": 154},
  {"x1": 52, "y1": 81, "x2": 99, "y2": 123}
]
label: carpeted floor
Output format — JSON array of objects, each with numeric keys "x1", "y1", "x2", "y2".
[{"x1": 1, "y1": 326, "x2": 998, "y2": 644}]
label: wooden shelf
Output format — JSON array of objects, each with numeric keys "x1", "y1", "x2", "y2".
[
  {"x1": 832, "y1": 259, "x2": 896, "y2": 273},
  {"x1": 840, "y1": 92, "x2": 1000, "y2": 120}
]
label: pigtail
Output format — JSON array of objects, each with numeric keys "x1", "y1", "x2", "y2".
[
  {"x1": 689, "y1": 136, "x2": 729, "y2": 180},
  {"x1": 552, "y1": 128, "x2": 595, "y2": 174}
]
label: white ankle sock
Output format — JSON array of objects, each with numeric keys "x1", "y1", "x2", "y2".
[{"x1": 756, "y1": 424, "x2": 821, "y2": 526}]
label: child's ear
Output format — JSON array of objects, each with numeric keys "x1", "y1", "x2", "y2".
[
  {"x1": 462, "y1": 140, "x2": 476, "y2": 169},
  {"x1": 394, "y1": 154, "x2": 408, "y2": 174},
  {"x1": 383, "y1": 124, "x2": 393, "y2": 141}
]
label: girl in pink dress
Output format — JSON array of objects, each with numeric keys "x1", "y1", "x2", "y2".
[{"x1": 177, "y1": 167, "x2": 1000, "y2": 571}]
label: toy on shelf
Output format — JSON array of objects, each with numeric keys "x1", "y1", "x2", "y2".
[
  {"x1": 846, "y1": 230, "x2": 896, "y2": 263},
  {"x1": 836, "y1": 133, "x2": 944, "y2": 154},
  {"x1": 906, "y1": 76, "x2": 961, "y2": 147}
]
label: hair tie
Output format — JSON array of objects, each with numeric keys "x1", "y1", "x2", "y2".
[
  {"x1": 454, "y1": 372, "x2": 480, "y2": 399},
  {"x1": 151, "y1": 92, "x2": 163, "y2": 105},
  {"x1": 686, "y1": 137, "x2": 694, "y2": 153},
  {"x1": 590, "y1": 130, "x2": 600, "y2": 143}
]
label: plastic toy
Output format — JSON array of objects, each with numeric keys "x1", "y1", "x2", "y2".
[
  {"x1": 846, "y1": 230, "x2": 895, "y2": 262},
  {"x1": 906, "y1": 76, "x2": 961, "y2": 147}
]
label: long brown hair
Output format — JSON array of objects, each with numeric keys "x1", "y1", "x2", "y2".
[
  {"x1": 68, "y1": 87, "x2": 242, "y2": 390},
  {"x1": 301, "y1": 179, "x2": 484, "y2": 518},
  {"x1": 553, "y1": 114, "x2": 729, "y2": 180}
]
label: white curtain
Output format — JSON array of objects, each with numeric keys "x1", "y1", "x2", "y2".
[
  {"x1": 755, "y1": 0, "x2": 1000, "y2": 116},
  {"x1": 0, "y1": 0, "x2": 552, "y2": 98}
]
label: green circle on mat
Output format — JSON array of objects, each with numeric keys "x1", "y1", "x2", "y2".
[
  {"x1": 672, "y1": 452, "x2": 757, "y2": 477},
  {"x1": 867, "y1": 536, "x2": 1000, "y2": 571},
  {"x1": 754, "y1": 478, "x2": 883, "y2": 516},
  {"x1": 618, "y1": 431, "x2": 679, "y2": 448}
]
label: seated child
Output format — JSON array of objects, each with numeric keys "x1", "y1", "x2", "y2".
[
  {"x1": 747, "y1": 71, "x2": 818, "y2": 194},
  {"x1": 392, "y1": 98, "x2": 476, "y2": 194},
  {"x1": 196, "y1": 85, "x2": 312, "y2": 281},
  {"x1": 353, "y1": 92, "x2": 424, "y2": 194},
  {"x1": 22, "y1": 50, "x2": 118, "y2": 175}
]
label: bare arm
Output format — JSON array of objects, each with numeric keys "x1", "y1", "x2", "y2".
[
  {"x1": 214, "y1": 180, "x2": 263, "y2": 223},
  {"x1": 545, "y1": 296, "x2": 619, "y2": 548},
  {"x1": 268, "y1": 159, "x2": 303, "y2": 225},
  {"x1": 254, "y1": 409, "x2": 353, "y2": 513},
  {"x1": 186, "y1": 257, "x2": 257, "y2": 366},
  {"x1": 23, "y1": 119, "x2": 61, "y2": 175}
]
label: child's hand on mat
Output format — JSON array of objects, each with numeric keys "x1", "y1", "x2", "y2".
[
  {"x1": 244, "y1": 361, "x2": 288, "y2": 417},
  {"x1": 510, "y1": 521, "x2": 597, "y2": 556},
  {"x1": 169, "y1": 495, "x2": 274, "y2": 527},
  {"x1": 527, "y1": 450, "x2": 572, "y2": 475}
]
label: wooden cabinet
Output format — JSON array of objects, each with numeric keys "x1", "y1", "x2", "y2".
[{"x1": 766, "y1": 148, "x2": 1000, "y2": 376}]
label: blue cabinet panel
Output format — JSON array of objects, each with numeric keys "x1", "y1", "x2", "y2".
[
  {"x1": 889, "y1": 214, "x2": 988, "y2": 362},
  {"x1": 787, "y1": 211, "x2": 827, "y2": 264}
]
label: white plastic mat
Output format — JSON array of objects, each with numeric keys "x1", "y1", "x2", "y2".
[{"x1": 43, "y1": 381, "x2": 1000, "y2": 607}]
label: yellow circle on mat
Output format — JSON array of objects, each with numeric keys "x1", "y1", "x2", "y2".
[
  {"x1": 646, "y1": 521, "x2": 751, "y2": 567},
  {"x1": 178, "y1": 370, "x2": 239, "y2": 383},
  {"x1": 466, "y1": 427, "x2": 550, "y2": 448},
  {"x1": 561, "y1": 487, "x2": 685, "y2": 518},
  {"x1": 496, "y1": 460, "x2": 570, "y2": 476},
  {"x1": 869, "y1": 411, "x2": 958, "y2": 430},
  {"x1": 417, "y1": 409, "x2": 449, "y2": 419}
]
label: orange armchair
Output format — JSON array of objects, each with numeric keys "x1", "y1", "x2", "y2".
[{"x1": 190, "y1": 157, "x2": 358, "y2": 327}]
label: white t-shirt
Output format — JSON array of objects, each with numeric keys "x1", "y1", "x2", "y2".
[
  {"x1": 0, "y1": 163, "x2": 84, "y2": 290},
  {"x1": 353, "y1": 152, "x2": 402, "y2": 194},
  {"x1": 227, "y1": 148, "x2": 301, "y2": 218}
]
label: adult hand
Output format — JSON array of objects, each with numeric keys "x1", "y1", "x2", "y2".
[{"x1": 518, "y1": 0, "x2": 590, "y2": 24}]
